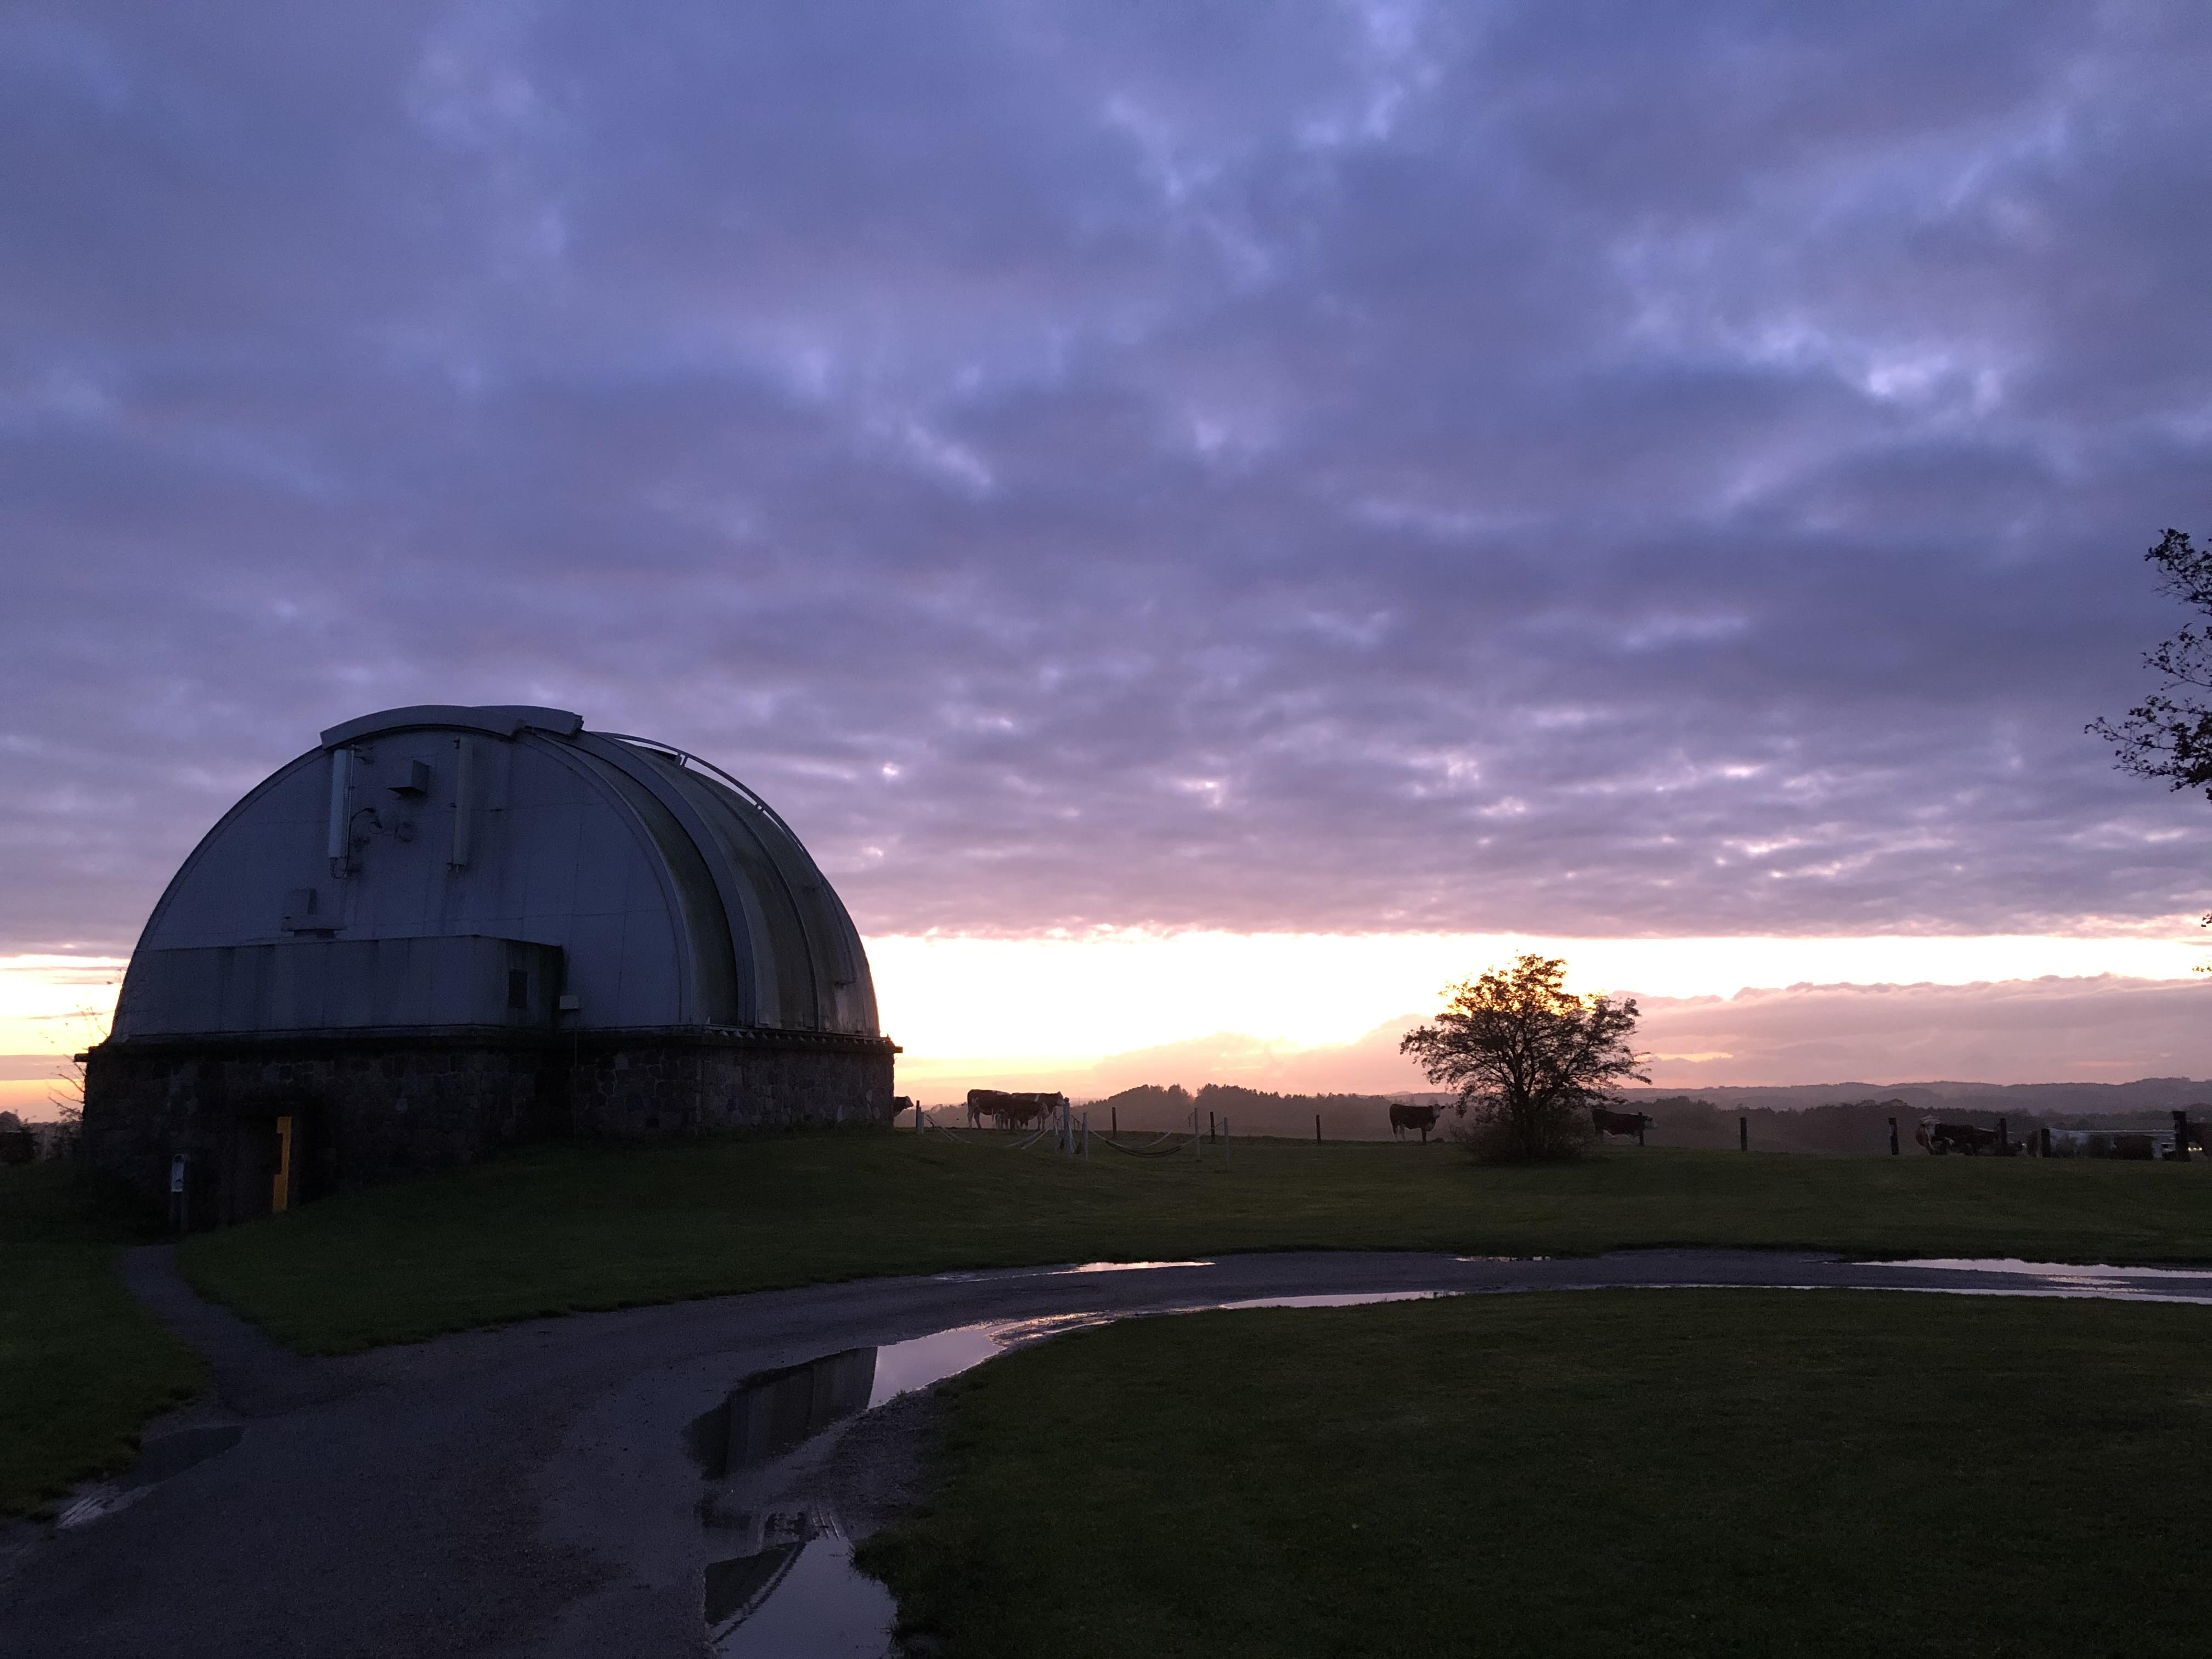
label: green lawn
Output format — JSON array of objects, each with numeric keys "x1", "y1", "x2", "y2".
[
  {"x1": 861, "y1": 1290, "x2": 2212, "y2": 1658},
  {"x1": 0, "y1": 1162, "x2": 204, "y2": 1516},
  {"x1": 179, "y1": 1128, "x2": 2212, "y2": 1355}
]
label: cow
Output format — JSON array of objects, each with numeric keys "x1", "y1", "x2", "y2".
[
  {"x1": 967, "y1": 1088, "x2": 1066, "y2": 1131},
  {"x1": 1389, "y1": 1103, "x2": 1443, "y2": 1142},
  {"x1": 1590, "y1": 1107, "x2": 1651, "y2": 1144},
  {"x1": 1918, "y1": 1121, "x2": 2000, "y2": 1155}
]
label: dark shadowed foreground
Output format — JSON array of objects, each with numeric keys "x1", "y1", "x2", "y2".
[
  {"x1": 867, "y1": 1290, "x2": 2212, "y2": 1658},
  {"x1": 7, "y1": 1254, "x2": 2208, "y2": 1656}
]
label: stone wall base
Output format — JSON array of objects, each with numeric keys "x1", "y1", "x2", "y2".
[{"x1": 84, "y1": 1029, "x2": 899, "y2": 1227}]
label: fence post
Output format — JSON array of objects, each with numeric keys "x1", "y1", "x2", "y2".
[
  {"x1": 1316, "y1": 1113, "x2": 1322, "y2": 1145},
  {"x1": 1888, "y1": 1116, "x2": 1899, "y2": 1156},
  {"x1": 2039, "y1": 1125, "x2": 2052, "y2": 1158},
  {"x1": 1739, "y1": 1116, "x2": 1748, "y2": 1153},
  {"x1": 2173, "y1": 1109, "x2": 2190, "y2": 1162},
  {"x1": 1209, "y1": 1111, "x2": 1216, "y2": 1143},
  {"x1": 1112, "y1": 1106, "x2": 1118, "y2": 1135}
]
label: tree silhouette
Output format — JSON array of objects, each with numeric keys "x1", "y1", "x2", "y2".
[{"x1": 1400, "y1": 955, "x2": 1646, "y2": 1163}]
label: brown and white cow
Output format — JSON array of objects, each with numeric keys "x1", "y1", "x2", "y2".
[
  {"x1": 1919, "y1": 1121, "x2": 2000, "y2": 1155},
  {"x1": 967, "y1": 1088, "x2": 1066, "y2": 1130}
]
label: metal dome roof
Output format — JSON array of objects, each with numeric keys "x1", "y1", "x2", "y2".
[{"x1": 111, "y1": 706, "x2": 879, "y2": 1041}]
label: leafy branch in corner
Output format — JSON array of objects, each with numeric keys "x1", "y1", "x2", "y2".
[{"x1": 2089, "y1": 528, "x2": 2212, "y2": 795}]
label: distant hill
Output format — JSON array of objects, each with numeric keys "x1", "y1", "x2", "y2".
[
  {"x1": 1074, "y1": 1076, "x2": 2212, "y2": 1146},
  {"x1": 1085, "y1": 1082, "x2": 1414, "y2": 1141},
  {"x1": 1616, "y1": 1077, "x2": 2212, "y2": 1116}
]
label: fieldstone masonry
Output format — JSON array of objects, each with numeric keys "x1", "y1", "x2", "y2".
[{"x1": 88, "y1": 1028, "x2": 899, "y2": 1227}]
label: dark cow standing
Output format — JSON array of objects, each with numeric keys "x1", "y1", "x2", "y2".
[
  {"x1": 1389, "y1": 1103, "x2": 1443, "y2": 1142},
  {"x1": 1916, "y1": 1121, "x2": 2000, "y2": 1155},
  {"x1": 1591, "y1": 1107, "x2": 1651, "y2": 1145},
  {"x1": 967, "y1": 1088, "x2": 1065, "y2": 1130}
]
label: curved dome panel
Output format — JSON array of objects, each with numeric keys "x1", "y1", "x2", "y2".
[{"x1": 111, "y1": 706, "x2": 880, "y2": 1041}]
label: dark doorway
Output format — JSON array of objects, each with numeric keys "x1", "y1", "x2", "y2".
[{"x1": 229, "y1": 1106, "x2": 316, "y2": 1223}]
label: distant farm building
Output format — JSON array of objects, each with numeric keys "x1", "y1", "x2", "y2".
[{"x1": 85, "y1": 705, "x2": 898, "y2": 1225}]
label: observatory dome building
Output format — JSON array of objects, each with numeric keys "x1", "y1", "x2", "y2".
[{"x1": 84, "y1": 705, "x2": 899, "y2": 1225}]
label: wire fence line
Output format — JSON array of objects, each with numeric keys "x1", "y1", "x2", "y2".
[{"x1": 909, "y1": 1103, "x2": 1236, "y2": 1165}]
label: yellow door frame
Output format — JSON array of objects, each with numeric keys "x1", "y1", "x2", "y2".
[{"x1": 271, "y1": 1114, "x2": 294, "y2": 1215}]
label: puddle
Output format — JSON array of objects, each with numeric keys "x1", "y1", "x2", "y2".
[
  {"x1": 690, "y1": 1350, "x2": 878, "y2": 1479},
  {"x1": 1060, "y1": 1259, "x2": 1214, "y2": 1274},
  {"x1": 863, "y1": 1324, "x2": 1001, "y2": 1407},
  {"x1": 54, "y1": 1423, "x2": 244, "y2": 1531},
  {"x1": 1854, "y1": 1259, "x2": 2212, "y2": 1304},
  {"x1": 1870, "y1": 1257, "x2": 2212, "y2": 1280},
  {"x1": 928, "y1": 1258, "x2": 1214, "y2": 1283},
  {"x1": 709, "y1": 1519, "x2": 897, "y2": 1657},
  {"x1": 1216, "y1": 1291, "x2": 1450, "y2": 1311},
  {"x1": 54, "y1": 1483, "x2": 153, "y2": 1531},
  {"x1": 1872, "y1": 1285, "x2": 2212, "y2": 1306}
]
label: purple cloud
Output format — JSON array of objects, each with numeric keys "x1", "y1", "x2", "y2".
[{"x1": 4, "y1": 2, "x2": 2212, "y2": 952}]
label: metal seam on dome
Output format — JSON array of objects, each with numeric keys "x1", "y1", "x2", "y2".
[{"x1": 594, "y1": 735, "x2": 809, "y2": 851}]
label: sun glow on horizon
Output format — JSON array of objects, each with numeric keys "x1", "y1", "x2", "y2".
[
  {"x1": 865, "y1": 928, "x2": 2212, "y2": 1063},
  {"x1": 6, "y1": 928, "x2": 2209, "y2": 1111}
]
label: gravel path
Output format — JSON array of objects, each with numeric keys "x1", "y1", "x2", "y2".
[{"x1": 5, "y1": 1248, "x2": 2208, "y2": 1657}]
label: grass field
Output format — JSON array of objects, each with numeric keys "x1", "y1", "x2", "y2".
[
  {"x1": 0, "y1": 1163, "x2": 204, "y2": 1516},
  {"x1": 860, "y1": 1289, "x2": 2212, "y2": 1658},
  {"x1": 179, "y1": 1127, "x2": 2212, "y2": 1355}
]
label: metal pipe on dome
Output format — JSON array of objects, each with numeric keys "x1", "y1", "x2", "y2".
[
  {"x1": 326, "y1": 746, "x2": 352, "y2": 877},
  {"x1": 450, "y1": 738, "x2": 475, "y2": 868}
]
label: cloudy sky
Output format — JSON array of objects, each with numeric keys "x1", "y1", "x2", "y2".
[{"x1": 6, "y1": 3, "x2": 2212, "y2": 1101}]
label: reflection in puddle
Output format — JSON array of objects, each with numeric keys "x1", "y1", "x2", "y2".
[
  {"x1": 691, "y1": 1350, "x2": 878, "y2": 1479},
  {"x1": 929, "y1": 1258, "x2": 1215, "y2": 1283},
  {"x1": 1870, "y1": 1285, "x2": 2212, "y2": 1306},
  {"x1": 1217, "y1": 1291, "x2": 1450, "y2": 1311},
  {"x1": 1857, "y1": 1258, "x2": 2212, "y2": 1305},
  {"x1": 55, "y1": 1424, "x2": 245, "y2": 1530},
  {"x1": 706, "y1": 1539, "x2": 802, "y2": 1628},
  {"x1": 864, "y1": 1325, "x2": 1000, "y2": 1408},
  {"x1": 1874, "y1": 1257, "x2": 2212, "y2": 1280},
  {"x1": 1062, "y1": 1259, "x2": 1215, "y2": 1274},
  {"x1": 708, "y1": 1518, "x2": 897, "y2": 1658}
]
